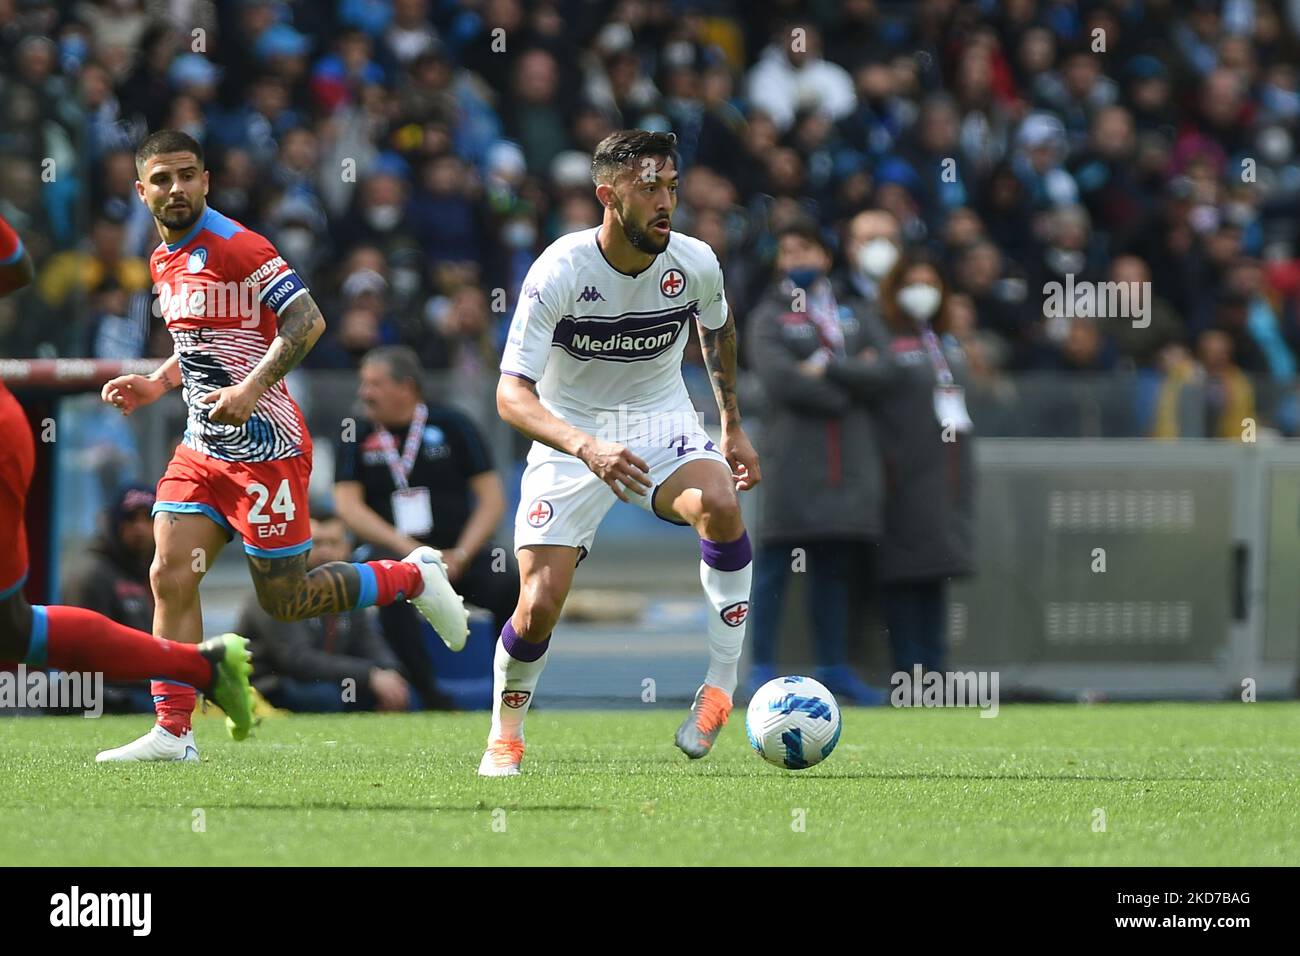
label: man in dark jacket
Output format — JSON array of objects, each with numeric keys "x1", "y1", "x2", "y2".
[
  {"x1": 237, "y1": 513, "x2": 411, "y2": 712},
  {"x1": 744, "y1": 221, "x2": 896, "y2": 703},
  {"x1": 333, "y1": 345, "x2": 518, "y2": 710}
]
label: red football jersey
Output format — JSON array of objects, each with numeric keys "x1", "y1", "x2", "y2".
[
  {"x1": 0, "y1": 211, "x2": 27, "y2": 398},
  {"x1": 150, "y1": 204, "x2": 312, "y2": 462}
]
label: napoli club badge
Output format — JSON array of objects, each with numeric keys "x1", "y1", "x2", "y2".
[
  {"x1": 660, "y1": 268, "x2": 685, "y2": 298},
  {"x1": 526, "y1": 498, "x2": 554, "y2": 528},
  {"x1": 186, "y1": 247, "x2": 208, "y2": 273}
]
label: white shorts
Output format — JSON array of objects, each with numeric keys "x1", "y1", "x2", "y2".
[{"x1": 514, "y1": 420, "x2": 727, "y2": 558}]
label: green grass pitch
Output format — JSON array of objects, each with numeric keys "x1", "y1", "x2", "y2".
[{"x1": 2, "y1": 702, "x2": 1297, "y2": 866}]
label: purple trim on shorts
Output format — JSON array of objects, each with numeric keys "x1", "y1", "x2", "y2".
[
  {"x1": 500, "y1": 369, "x2": 537, "y2": 385},
  {"x1": 650, "y1": 483, "x2": 690, "y2": 526},
  {"x1": 700, "y1": 530, "x2": 752, "y2": 571},
  {"x1": 501, "y1": 618, "x2": 550, "y2": 662}
]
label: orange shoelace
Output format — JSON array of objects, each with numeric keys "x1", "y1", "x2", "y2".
[
  {"x1": 489, "y1": 738, "x2": 525, "y2": 766},
  {"x1": 693, "y1": 688, "x2": 732, "y2": 733}
]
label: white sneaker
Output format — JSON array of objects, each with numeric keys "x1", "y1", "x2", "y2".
[
  {"x1": 95, "y1": 725, "x2": 199, "y2": 763},
  {"x1": 403, "y1": 546, "x2": 469, "y2": 651},
  {"x1": 477, "y1": 736, "x2": 524, "y2": 777}
]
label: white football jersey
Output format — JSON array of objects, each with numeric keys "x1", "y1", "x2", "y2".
[{"x1": 501, "y1": 227, "x2": 727, "y2": 436}]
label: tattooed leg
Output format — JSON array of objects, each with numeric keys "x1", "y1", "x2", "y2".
[{"x1": 247, "y1": 552, "x2": 362, "y2": 622}]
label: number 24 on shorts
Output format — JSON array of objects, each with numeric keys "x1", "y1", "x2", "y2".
[{"x1": 246, "y1": 478, "x2": 296, "y2": 524}]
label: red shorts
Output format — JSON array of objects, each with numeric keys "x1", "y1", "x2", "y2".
[
  {"x1": 0, "y1": 385, "x2": 35, "y2": 596},
  {"x1": 154, "y1": 442, "x2": 313, "y2": 559}
]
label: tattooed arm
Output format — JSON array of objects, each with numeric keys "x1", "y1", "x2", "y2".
[
  {"x1": 203, "y1": 293, "x2": 327, "y2": 426},
  {"x1": 101, "y1": 353, "x2": 181, "y2": 415},
  {"x1": 698, "y1": 313, "x2": 762, "y2": 490},
  {"x1": 700, "y1": 313, "x2": 742, "y2": 427},
  {"x1": 249, "y1": 292, "x2": 327, "y2": 391}
]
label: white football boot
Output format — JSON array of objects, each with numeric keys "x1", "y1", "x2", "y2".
[
  {"x1": 402, "y1": 546, "x2": 470, "y2": 651},
  {"x1": 477, "y1": 736, "x2": 525, "y2": 777},
  {"x1": 96, "y1": 725, "x2": 200, "y2": 763}
]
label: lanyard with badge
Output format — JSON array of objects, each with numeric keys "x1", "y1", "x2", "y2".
[
  {"x1": 916, "y1": 319, "x2": 973, "y2": 433},
  {"x1": 375, "y1": 403, "x2": 434, "y2": 536}
]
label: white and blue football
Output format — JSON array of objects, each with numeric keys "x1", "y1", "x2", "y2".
[{"x1": 745, "y1": 676, "x2": 842, "y2": 770}]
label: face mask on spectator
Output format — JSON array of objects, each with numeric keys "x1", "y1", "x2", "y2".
[
  {"x1": 857, "y1": 238, "x2": 899, "y2": 278},
  {"x1": 365, "y1": 204, "x2": 402, "y2": 231},
  {"x1": 786, "y1": 267, "x2": 822, "y2": 289},
  {"x1": 60, "y1": 35, "x2": 89, "y2": 70},
  {"x1": 1263, "y1": 85, "x2": 1300, "y2": 120},
  {"x1": 897, "y1": 283, "x2": 941, "y2": 321},
  {"x1": 392, "y1": 266, "x2": 421, "y2": 298},
  {"x1": 503, "y1": 220, "x2": 536, "y2": 249},
  {"x1": 1045, "y1": 247, "x2": 1085, "y2": 276},
  {"x1": 279, "y1": 227, "x2": 314, "y2": 267}
]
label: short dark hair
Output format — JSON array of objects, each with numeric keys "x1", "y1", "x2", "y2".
[
  {"x1": 776, "y1": 219, "x2": 830, "y2": 253},
  {"x1": 362, "y1": 345, "x2": 424, "y2": 395},
  {"x1": 135, "y1": 130, "x2": 205, "y2": 173},
  {"x1": 591, "y1": 129, "x2": 679, "y2": 186},
  {"x1": 309, "y1": 505, "x2": 340, "y2": 525}
]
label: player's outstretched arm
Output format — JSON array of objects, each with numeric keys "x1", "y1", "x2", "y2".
[
  {"x1": 0, "y1": 248, "x2": 34, "y2": 297},
  {"x1": 699, "y1": 313, "x2": 761, "y2": 491},
  {"x1": 497, "y1": 373, "x2": 651, "y2": 502},
  {"x1": 0, "y1": 213, "x2": 32, "y2": 296},
  {"x1": 102, "y1": 354, "x2": 180, "y2": 415},
  {"x1": 203, "y1": 292, "x2": 326, "y2": 426}
]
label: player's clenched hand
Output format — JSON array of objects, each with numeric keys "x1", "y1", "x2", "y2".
[
  {"x1": 580, "y1": 438, "x2": 652, "y2": 502},
  {"x1": 722, "y1": 426, "x2": 761, "y2": 492},
  {"x1": 101, "y1": 374, "x2": 166, "y2": 416},
  {"x1": 200, "y1": 382, "x2": 261, "y2": 426}
]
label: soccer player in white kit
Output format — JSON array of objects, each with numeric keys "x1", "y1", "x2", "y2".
[{"x1": 481, "y1": 130, "x2": 762, "y2": 775}]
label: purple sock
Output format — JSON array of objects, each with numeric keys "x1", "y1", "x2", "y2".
[
  {"x1": 700, "y1": 530, "x2": 752, "y2": 571},
  {"x1": 501, "y1": 618, "x2": 550, "y2": 662}
]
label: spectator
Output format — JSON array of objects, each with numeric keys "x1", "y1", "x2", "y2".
[
  {"x1": 334, "y1": 346, "x2": 517, "y2": 708},
  {"x1": 873, "y1": 255, "x2": 976, "y2": 679},
  {"x1": 62, "y1": 485, "x2": 158, "y2": 713},
  {"x1": 1153, "y1": 331, "x2": 1257, "y2": 439},
  {"x1": 841, "y1": 208, "x2": 901, "y2": 306},
  {"x1": 744, "y1": 221, "x2": 893, "y2": 703},
  {"x1": 746, "y1": 21, "x2": 856, "y2": 134},
  {"x1": 237, "y1": 513, "x2": 412, "y2": 713}
]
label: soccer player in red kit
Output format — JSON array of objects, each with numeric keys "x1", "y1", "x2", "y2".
[
  {"x1": 97, "y1": 130, "x2": 468, "y2": 761},
  {"x1": 0, "y1": 213, "x2": 258, "y2": 744}
]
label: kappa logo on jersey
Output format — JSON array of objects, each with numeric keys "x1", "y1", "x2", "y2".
[
  {"x1": 721, "y1": 600, "x2": 749, "y2": 628},
  {"x1": 526, "y1": 498, "x2": 554, "y2": 527},
  {"x1": 501, "y1": 690, "x2": 531, "y2": 709},
  {"x1": 577, "y1": 286, "x2": 605, "y2": 302},
  {"x1": 552, "y1": 304, "x2": 696, "y2": 362},
  {"x1": 186, "y1": 247, "x2": 208, "y2": 273},
  {"x1": 660, "y1": 269, "x2": 685, "y2": 298}
]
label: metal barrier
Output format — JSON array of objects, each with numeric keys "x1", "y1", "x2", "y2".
[{"x1": 946, "y1": 439, "x2": 1299, "y2": 698}]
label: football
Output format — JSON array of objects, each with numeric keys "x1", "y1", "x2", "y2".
[{"x1": 745, "y1": 676, "x2": 842, "y2": 770}]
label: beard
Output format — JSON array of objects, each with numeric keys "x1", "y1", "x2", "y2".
[
  {"x1": 617, "y1": 203, "x2": 670, "y2": 254},
  {"x1": 156, "y1": 201, "x2": 201, "y2": 232}
]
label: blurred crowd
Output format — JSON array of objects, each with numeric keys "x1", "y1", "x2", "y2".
[{"x1": 4, "y1": 0, "x2": 1300, "y2": 433}]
